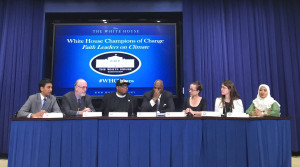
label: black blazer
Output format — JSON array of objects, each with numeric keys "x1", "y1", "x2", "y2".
[
  {"x1": 61, "y1": 91, "x2": 95, "y2": 116},
  {"x1": 141, "y1": 90, "x2": 175, "y2": 113}
]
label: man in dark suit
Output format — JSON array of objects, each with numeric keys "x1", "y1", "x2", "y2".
[
  {"x1": 100, "y1": 78, "x2": 138, "y2": 116},
  {"x1": 17, "y1": 78, "x2": 61, "y2": 118},
  {"x1": 61, "y1": 79, "x2": 95, "y2": 116},
  {"x1": 141, "y1": 79, "x2": 175, "y2": 113}
]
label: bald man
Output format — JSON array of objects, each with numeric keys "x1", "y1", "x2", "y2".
[
  {"x1": 62, "y1": 79, "x2": 95, "y2": 116},
  {"x1": 141, "y1": 80, "x2": 175, "y2": 113}
]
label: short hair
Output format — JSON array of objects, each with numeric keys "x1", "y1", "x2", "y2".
[
  {"x1": 74, "y1": 79, "x2": 86, "y2": 87},
  {"x1": 191, "y1": 81, "x2": 203, "y2": 92},
  {"x1": 39, "y1": 78, "x2": 52, "y2": 92}
]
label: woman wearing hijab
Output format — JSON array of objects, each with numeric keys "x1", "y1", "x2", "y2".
[
  {"x1": 182, "y1": 81, "x2": 207, "y2": 116},
  {"x1": 246, "y1": 84, "x2": 281, "y2": 117},
  {"x1": 215, "y1": 80, "x2": 244, "y2": 116}
]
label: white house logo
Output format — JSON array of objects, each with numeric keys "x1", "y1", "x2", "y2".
[{"x1": 89, "y1": 52, "x2": 141, "y2": 76}]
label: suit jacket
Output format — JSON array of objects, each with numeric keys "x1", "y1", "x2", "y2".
[
  {"x1": 17, "y1": 93, "x2": 61, "y2": 118},
  {"x1": 141, "y1": 90, "x2": 175, "y2": 113},
  {"x1": 100, "y1": 92, "x2": 138, "y2": 116},
  {"x1": 61, "y1": 91, "x2": 95, "y2": 116}
]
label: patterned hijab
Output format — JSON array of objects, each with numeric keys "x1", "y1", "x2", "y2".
[{"x1": 253, "y1": 84, "x2": 280, "y2": 111}]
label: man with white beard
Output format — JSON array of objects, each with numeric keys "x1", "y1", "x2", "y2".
[{"x1": 62, "y1": 79, "x2": 95, "y2": 116}]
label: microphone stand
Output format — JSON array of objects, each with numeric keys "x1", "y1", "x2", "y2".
[{"x1": 128, "y1": 97, "x2": 135, "y2": 117}]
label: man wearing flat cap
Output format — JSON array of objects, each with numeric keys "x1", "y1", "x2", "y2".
[{"x1": 100, "y1": 78, "x2": 138, "y2": 116}]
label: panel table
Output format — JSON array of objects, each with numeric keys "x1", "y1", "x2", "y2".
[{"x1": 8, "y1": 116, "x2": 291, "y2": 167}]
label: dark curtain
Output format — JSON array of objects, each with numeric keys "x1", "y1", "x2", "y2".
[
  {"x1": 0, "y1": 0, "x2": 44, "y2": 153},
  {"x1": 183, "y1": 0, "x2": 300, "y2": 151}
]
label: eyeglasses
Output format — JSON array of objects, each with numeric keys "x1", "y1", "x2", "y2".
[
  {"x1": 189, "y1": 89, "x2": 198, "y2": 92},
  {"x1": 77, "y1": 85, "x2": 88, "y2": 89}
]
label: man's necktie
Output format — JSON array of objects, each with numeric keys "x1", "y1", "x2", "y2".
[
  {"x1": 77, "y1": 99, "x2": 81, "y2": 111},
  {"x1": 41, "y1": 98, "x2": 46, "y2": 109},
  {"x1": 156, "y1": 98, "x2": 160, "y2": 111}
]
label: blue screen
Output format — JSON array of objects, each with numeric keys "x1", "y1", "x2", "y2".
[{"x1": 53, "y1": 24, "x2": 177, "y2": 97}]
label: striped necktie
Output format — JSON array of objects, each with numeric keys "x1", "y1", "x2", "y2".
[{"x1": 41, "y1": 98, "x2": 47, "y2": 109}]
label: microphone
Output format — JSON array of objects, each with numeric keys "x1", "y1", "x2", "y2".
[
  {"x1": 83, "y1": 96, "x2": 92, "y2": 112},
  {"x1": 186, "y1": 104, "x2": 193, "y2": 117},
  {"x1": 56, "y1": 98, "x2": 66, "y2": 117},
  {"x1": 186, "y1": 112, "x2": 194, "y2": 117},
  {"x1": 128, "y1": 98, "x2": 135, "y2": 117},
  {"x1": 222, "y1": 105, "x2": 232, "y2": 117},
  {"x1": 56, "y1": 98, "x2": 62, "y2": 110}
]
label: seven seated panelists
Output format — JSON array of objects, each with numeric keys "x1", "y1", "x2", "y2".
[{"x1": 17, "y1": 78, "x2": 281, "y2": 117}]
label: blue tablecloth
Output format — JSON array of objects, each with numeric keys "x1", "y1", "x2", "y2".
[{"x1": 8, "y1": 118, "x2": 291, "y2": 167}]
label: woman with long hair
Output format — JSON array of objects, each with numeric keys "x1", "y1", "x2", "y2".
[{"x1": 214, "y1": 80, "x2": 244, "y2": 116}]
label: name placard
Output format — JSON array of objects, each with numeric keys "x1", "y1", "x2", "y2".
[
  {"x1": 165, "y1": 112, "x2": 186, "y2": 117},
  {"x1": 83, "y1": 112, "x2": 102, "y2": 117},
  {"x1": 226, "y1": 113, "x2": 249, "y2": 118},
  {"x1": 137, "y1": 112, "x2": 156, "y2": 117},
  {"x1": 109, "y1": 112, "x2": 128, "y2": 117},
  {"x1": 201, "y1": 111, "x2": 221, "y2": 117},
  {"x1": 43, "y1": 113, "x2": 63, "y2": 118}
]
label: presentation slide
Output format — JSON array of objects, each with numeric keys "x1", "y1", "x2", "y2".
[{"x1": 53, "y1": 24, "x2": 177, "y2": 97}]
